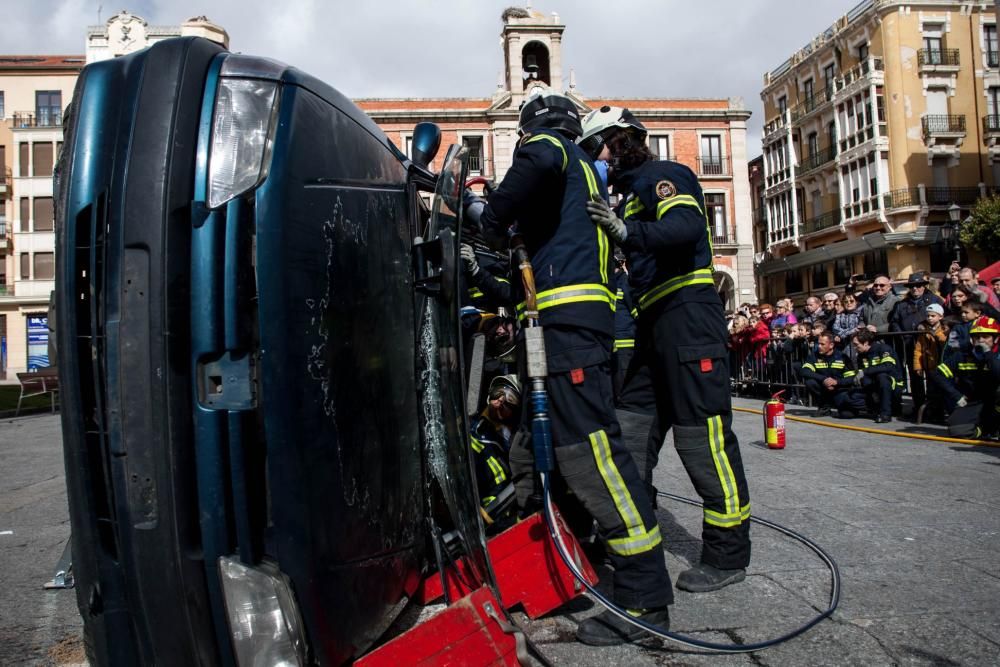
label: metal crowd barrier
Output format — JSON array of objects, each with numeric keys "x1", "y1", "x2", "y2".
[{"x1": 729, "y1": 329, "x2": 931, "y2": 404}]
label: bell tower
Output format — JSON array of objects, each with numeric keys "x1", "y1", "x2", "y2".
[{"x1": 500, "y1": 5, "x2": 566, "y2": 106}]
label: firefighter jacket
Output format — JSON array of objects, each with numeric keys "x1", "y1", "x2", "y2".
[
  {"x1": 480, "y1": 129, "x2": 614, "y2": 335},
  {"x1": 932, "y1": 347, "x2": 1000, "y2": 405},
  {"x1": 468, "y1": 415, "x2": 512, "y2": 508},
  {"x1": 463, "y1": 245, "x2": 514, "y2": 313},
  {"x1": 857, "y1": 341, "x2": 904, "y2": 387},
  {"x1": 614, "y1": 160, "x2": 717, "y2": 316},
  {"x1": 614, "y1": 270, "x2": 638, "y2": 352},
  {"x1": 799, "y1": 349, "x2": 857, "y2": 386}
]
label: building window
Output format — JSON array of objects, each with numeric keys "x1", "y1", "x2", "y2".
[
  {"x1": 785, "y1": 268, "x2": 803, "y2": 294},
  {"x1": 0, "y1": 91, "x2": 4, "y2": 119},
  {"x1": 34, "y1": 252, "x2": 54, "y2": 280},
  {"x1": 862, "y1": 248, "x2": 888, "y2": 277},
  {"x1": 989, "y1": 87, "x2": 1000, "y2": 116},
  {"x1": 19, "y1": 198, "x2": 29, "y2": 232},
  {"x1": 803, "y1": 79, "x2": 815, "y2": 108},
  {"x1": 828, "y1": 121, "x2": 837, "y2": 153},
  {"x1": 807, "y1": 132, "x2": 818, "y2": 157},
  {"x1": 923, "y1": 27, "x2": 944, "y2": 64},
  {"x1": 18, "y1": 143, "x2": 29, "y2": 177},
  {"x1": 20, "y1": 254, "x2": 30, "y2": 280},
  {"x1": 823, "y1": 63, "x2": 836, "y2": 95},
  {"x1": 462, "y1": 136, "x2": 484, "y2": 174},
  {"x1": 402, "y1": 135, "x2": 412, "y2": 159},
  {"x1": 33, "y1": 143, "x2": 53, "y2": 177},
  {"x1": 35, "y1": 91, "x2": 62, "y2": 127},
  {"x1": 705, "y1": 193, "x2": 727, "y2": 242},
  {"x1": 649, "y1": 135, "x2": 670, "y2": 160},
  {"x1": 812, "y1": 263, "x2": 829, "y2": 290},
  {"x1": 700, "y1": 135, "x2": 723, "y2": 174},
  {"x1": 778, "y1": 95, "x2": 787, "y2": 114},
  {"x1": 33, "y1": 198, "x2": 53, "y2": 231},
  {"x1": 834, "y1": 257, "x2": 854, "y2": 285},
  {"x1": 987, "y1": 25, "x2": 999, "y2": 67},
  {"x1": 858, "y1": 43, "x2": 869, "y2": 62}
]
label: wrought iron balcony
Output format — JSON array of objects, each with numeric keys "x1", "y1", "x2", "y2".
[
  {"x1": 922, "y1": 115, "x2": 966, "y2": 138},
  {"x1": 984, "y1": 115, "x2": 1000, "y2": 135},
  {"x1": 12, "y1": 111, "x2": 63, "y2": 128},
  {"x1": 0, "y1": 217, "x2": 6, "y2": 239},
  {"x1": 790, "y1": 87, "x2": 832, "y2": 122},
  {"x1": 467, "y1": 152, "x2": 482, "y2": 174},
  {"x1": 796, "y1": 146, "x2": 837, "y2": 175},
  {"x1": 918, "y1": 49, "x2": 960, "y2": 67},
  {"x1": 924, "y1": 187, "x2": 980, "y2": 206},
  {"x1": 697, "y1": 156, "x2": 730, "y2": 177},
  {"x1": 989, "y1": 50, "x2": 999, "y2": 68},
  {"x1": 712, "y1": 229, "x2": 737, "y2": 247},
  {"x1": 833, "y1": 57, "x2": 884, "y2": 95},
  {"x1": 883, "y1": 188, "x2": 921, "y2": 210},
  {"x1": 0, "y1": 167, "x2": 9, "y2": 194},
  {"x1": 801, "y1": 209, "x2": 841, "y2": 235}
]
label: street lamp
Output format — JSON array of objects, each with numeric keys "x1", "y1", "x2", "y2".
[{"x1": 945, "y1": 203, "x2": 963, "y2": 263}]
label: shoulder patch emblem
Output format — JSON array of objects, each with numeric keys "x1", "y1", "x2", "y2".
[{"x1": 655, "y1": 180, "x2": 677, "y2": 200}]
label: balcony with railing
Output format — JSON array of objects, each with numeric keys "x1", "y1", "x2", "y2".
[
  {"x1": 768, "y1": 225, "x2": 796, "y2": 245},
  {"x1": 0, "y1": 216, "x2": 7, "y2": 249},
  {"x1": 467, "y1": 151, "x2": 482, "y2": 174},
  {"x1": 800, "y1": 209, "x2": 842, "y2": 236},
  {"x1": 918, "y1": 48, "x2": 960, "y2": 70},
  {"x1": 842, "y1": 195, "x2": 880, "y2": 221},
  {"x1": 833, "y1": 57, "x2": 884, "y2": 99},
  {"x1": 988, "y1": 50, "x2": 999, "y2": 69},
  {"x1": 12, "y1": 111, "x2": 63, "y2": 129},
  {"x1": 790, "y1": 87, "x2": 833, "y2": 123},
  {"x1": 796, "y1": 145, "x2": 837, "y2": 177},
  {"x1": 922, "y1": 115, "x2": 966, "y2": 139},
  {"x1": 0, "y1": 167, "x2": 10, "y2": 195},
  {"x1": 697, "y1": 156, "x2": 730, "y2": 177},
  {"x1": 883, "y1": 188, "x2": 922, "y2": 210},
  {"x1": 924, "y1": 187, "x2": 981, "y2": 206},
  {"x1": 984, "y1": 115, "x2": 1000, "y2": 141}
]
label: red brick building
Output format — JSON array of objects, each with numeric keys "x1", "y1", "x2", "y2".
[{"x1": 356, "y1": 6, "x2": 756, "y2": 308}]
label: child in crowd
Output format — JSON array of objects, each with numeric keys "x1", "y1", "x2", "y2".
[
  {"x1": 833, "y1": 291, "x2": 862, "y2": 348},
  {"x1": 913, "y1": 303, "x2": 949, "y2": 423}
]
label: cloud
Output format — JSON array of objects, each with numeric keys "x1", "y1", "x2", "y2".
[{"x1": 4, "y1": 0, "x2": 850, "y2": 155}]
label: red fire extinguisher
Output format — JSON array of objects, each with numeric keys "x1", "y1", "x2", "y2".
[{"x1": 764, "y1": 391, "x2": 786, "y2": 449}]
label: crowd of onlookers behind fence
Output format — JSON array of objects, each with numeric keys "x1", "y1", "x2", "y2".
[{"x1": 727, "y1": 260, "x2": 1000, "y2": 425}]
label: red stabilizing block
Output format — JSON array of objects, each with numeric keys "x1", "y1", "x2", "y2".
[
  {"x1": 356, "y1": 587, "x2": 519, "y2": 667},
  {"x1": 416, "y1": 511, "x2": 598, "y2": 619}
]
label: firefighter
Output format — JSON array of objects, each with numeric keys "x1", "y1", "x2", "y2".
[
  {"x1": 931, "y1": 316, "x2": 1000, "y2": 439},
  {"x1": 850, "y1": 329, "x2": 903, "y2": 423},
  {"x1": 459, "y1": 241, "x2": 515, "y2": 313},
  {"x1": 469, "y1": 375, "x2": 521, "y2": 526},
  {"x1": 474, "y1": 92, "x2": 671, "y2": 645},
  {"x1": 800, "y1": 331, "x2": 865, "y2": 417},
  {"x1": 580, "y1": 106, "x2": 751, "y2": 594}
]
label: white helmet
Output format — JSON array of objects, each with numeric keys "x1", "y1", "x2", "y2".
[{"x1": 578, "y1": 105, "x2": 646, "y2": 158}]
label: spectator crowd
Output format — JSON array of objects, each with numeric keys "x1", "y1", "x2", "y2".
[{"x1": 728, "y1": 261, "x2": 1000, "y2": 438}]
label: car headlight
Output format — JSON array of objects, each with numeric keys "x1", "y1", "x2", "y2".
[
  {"x1": 218, "y1": 557, "x2": 306, "y2": 667},
  {"x1": 208, "y1": 78, "x2": 280, "y2": 209}
]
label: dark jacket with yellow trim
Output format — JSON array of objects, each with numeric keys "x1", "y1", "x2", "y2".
[
  {"x1": 614, "y1": 270, "x2": 637, "y2": 350},
  {"x1": 468, "y1": 415, "x2": 512, "y2": 508},
  {"x1": 799, "y1": 349, "x2": 857, "y2": 386},
  {"x1": 856, "y1": 341, "x2": 904, "y2": 385},
  {"x1": 480, "y1": 129, "x2": 614, "y2": 334},
  {"x1": 615, "y1": 161, "x2": 719, "y2": 315},
  {"x1": 931, "y1": 346, "x2": 1000, "y2": 405},
  {"x1": 461, "y1": 245, "x2": 514, "y2": 312}
]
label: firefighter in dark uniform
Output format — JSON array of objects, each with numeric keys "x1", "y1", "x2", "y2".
[
  {"x1": 580, "y1": 106, "x2": 751, "y2": 594},
  {"x1": 931, "y1": 316, "x2": 1000, "y2": 439},
  {"x1": 460, "y1": 241, "x2": 515, "y2": 313},
  {"x1": 800, "y1": 331, "x2": 866, "y2": 417},
  {"x1": 474, "y1": 92, "x2": 671, "y2": 646},
  {"x1": 850, "y1": 329, "x2": 903, "y2": 423},
  {"x1": 469, "y1": 375, "x2": 521, "y2": 529}
]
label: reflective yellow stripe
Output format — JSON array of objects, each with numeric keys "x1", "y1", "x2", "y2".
[
  {"x1": 803, "y1": 363, "x2": 816, "y2": 371},
  {"x1": 525, "y1": 134, "x2": 567, "y2": 172},
  {"x1": 616, "y1": 289, "x2": 624, "y2": 299},
  {"x1": 624, "y1": 196, "x2": 645, "y2": 218},
  {"x1": 707, "y1": 502, "x2": 751, "y2": 527},
  {"x1": 614, "y1": 339, "x2": 635, "y2": 351},
  {"x1": 881, "y1": 355, "x2": 897, "y2": 365},
  {"x1": 495, "y1": 277, "x2": 510, "y2": 284},
  {"x1": 630, "y1": 307, "x2": 638, "y2": 319},
  {"x1": 957, "y1": 362, "x2": 978, "y2": 370},
  {"x1": 708, "y1": 416, "x2": 739, "y2": 516},
  {"x1": 938, "y1": 364, "x2": 953, "y2": 378},
  {"x1": 580, "y1": 160, "x2": 610, "y2": 285},
  {"x1": 482, "y1": 495, "x2": 497, "y2": 507},
  {"x1": 468, "y1": 288, "x2": 485, "y2": 299},
  {"x1": 637, "y1": 268, "x2": 715, "y2": 310},
  {"x1": 655, "y1": 194, "x2": 702, "y2": 220},
  {"x1": 470, "y1": 435, "x2": 485, "y2": 453},
  {"x1": 843, "y1": 370, "x2": 857, "y2": 378},
  {"x1": 589, "y1": 429, "x2": 644, "y2": 539},
  {"x1": 486, "y1": 456, "x2": 506, "y2": 485},
  {"x1": 516, "y1": 283, "x2": 616, "y2": 318},
  {"x1": 608, "y1": 524, "x2": 662, "y2": 556},
  {"x1": 831, "y1": 362, "x2": 846, "y2": 368}
]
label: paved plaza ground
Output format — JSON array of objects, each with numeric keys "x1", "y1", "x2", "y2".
[{"x1": 1, "y1": 401, "x2": 999, "y2": 665}]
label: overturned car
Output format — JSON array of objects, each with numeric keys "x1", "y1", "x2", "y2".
[{"x1": 55, "y1": 36, "x2": 500, "y2": 665}]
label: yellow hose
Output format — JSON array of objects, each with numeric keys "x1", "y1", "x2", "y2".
[{"x1": 733, "y1": 406, "x2": 1000, "y2": 448}]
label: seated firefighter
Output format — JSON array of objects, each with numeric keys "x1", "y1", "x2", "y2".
[
  {"x1": 931, "y1": 316, "x2": 1000, "y2": 440},
  {"x1": 799, "y1": 331, "x2": 863, "y2": 417},
  {"x1": 469, "y1": 375, "x2": 522, "y2": 527},
  {"x1": 850, "y1": 329, "x2": 903, "y2": 424}
]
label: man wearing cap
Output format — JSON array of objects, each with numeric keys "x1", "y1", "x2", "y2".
[{"x1": 890, "y1": 271, "x2": 943, "y2": 416}]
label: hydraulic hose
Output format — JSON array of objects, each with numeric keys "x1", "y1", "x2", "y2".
[
  {"x1": 540, "y1": 473, "x2": 842, "y2": 653},
  {"x1": 732, "y1": 406, "x2": 1000, "y2": 448}
]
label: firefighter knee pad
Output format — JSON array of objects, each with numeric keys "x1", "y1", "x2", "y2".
[{"x1": 554, "y1": 440, "x2": 629, "y2": 536}]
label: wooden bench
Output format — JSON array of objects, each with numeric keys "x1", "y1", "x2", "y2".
[{"x1": 15, "y1": 368, "x2": 60, "y2": 417}]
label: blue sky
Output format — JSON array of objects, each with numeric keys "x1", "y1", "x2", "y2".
[{"x1": 6, "y1": 1, "x2": 852, "y2": 155}]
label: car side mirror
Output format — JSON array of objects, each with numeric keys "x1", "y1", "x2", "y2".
[{"x1": 411, "y1": 122, "x2": 441, "y2": 170}]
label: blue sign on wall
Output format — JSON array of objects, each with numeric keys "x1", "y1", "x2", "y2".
[{"x1": 27, "y1": 315, "x2": 49, "y2": 370}]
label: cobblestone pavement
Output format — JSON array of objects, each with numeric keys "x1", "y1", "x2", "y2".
[{"x1": 2, "y1": 403, "x2": 999, "y2": 665}]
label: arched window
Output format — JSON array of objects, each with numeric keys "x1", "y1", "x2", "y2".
[{"x1": 522, "y1": 41, "x2": 551, "y2": 88}]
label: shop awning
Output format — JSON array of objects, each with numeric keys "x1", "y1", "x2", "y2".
[{"x1": 756, "y1": 233, "x2": 887, "y2": 276}]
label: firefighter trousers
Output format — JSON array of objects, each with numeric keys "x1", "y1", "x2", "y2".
[
  {"x1": 637, "y1": 300, "x2": 752, "y2": 571},
  {"x1": 509, "y1": 324, "x2": 673, "y2": 610}
]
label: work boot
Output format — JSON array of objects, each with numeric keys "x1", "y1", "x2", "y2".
[
  {"x1": 576, "y1": 607, "x2": 669, "y2": 646},
  {"x1": 675, "y1": 563, "x2": 746, "y2": 593},
  {"x1": 874, "y1": 414, "x2": 892, "y2": 424},
  {"x1": 816, "y1": 406, "x2": 832, "y2": 417}
]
